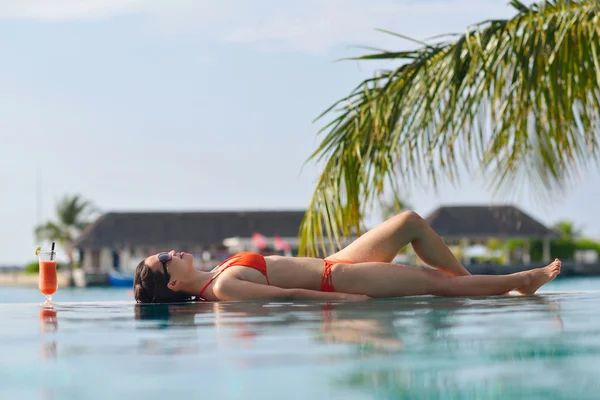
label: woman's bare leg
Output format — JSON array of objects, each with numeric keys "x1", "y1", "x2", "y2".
[
  {"x1": 332, "y1": 259, "x2": 561, "y2": 298},
  {"x1": 328, "y1": 211, "x2": 471, "y2": 276}
]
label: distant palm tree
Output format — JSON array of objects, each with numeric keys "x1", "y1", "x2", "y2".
[
  {"x1": 299, "y1": 0, "x2": 600, "y2": 256},
  {"x1": 35, "y1": 194, "x2": 97, "y2": 286},
  {"x1": 552, "y1": 220, "x2": 582, "y2": 240}
]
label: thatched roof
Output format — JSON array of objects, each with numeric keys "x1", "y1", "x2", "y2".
[
  {"x1": 424, "y1": 205, "x2": 559, "y2": 239},
  {"x1": 73, "y1": 210, "x2": 306, "y2": 250}
]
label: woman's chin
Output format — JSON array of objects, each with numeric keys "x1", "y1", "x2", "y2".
[{"x1": 184, "y1": 254, "x2": 195, "y2": 266}]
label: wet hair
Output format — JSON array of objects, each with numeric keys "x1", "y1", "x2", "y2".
[
  {"x1": 133, "y1": 260, "x2": 193, "y2": 304},
  {"x1": 134, "y1": 303, "x2": 209, "y2": 328}
]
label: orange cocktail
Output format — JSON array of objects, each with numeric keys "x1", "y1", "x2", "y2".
[
  {"x1": 39, "y1": 260, "x2": 57, "y2": 295},
  {"x1": 38, "y1": 249, "x2": 58, "y2": 306}
]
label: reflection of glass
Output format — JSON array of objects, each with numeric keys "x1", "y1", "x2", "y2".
[
  {"x1": 38, "y1": 250, "x2": 58, "y2": 307},
  {"x1": 39, "y1": 306, "x2": 58, "y2": 359}
]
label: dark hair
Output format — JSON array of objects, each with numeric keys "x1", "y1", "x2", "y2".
[
  {"x1": 134, "y1": 303, "x2": 210, "y2": 327},
  {"x1": 133, "y1": 260, "x2": 193, "y2": 304}
]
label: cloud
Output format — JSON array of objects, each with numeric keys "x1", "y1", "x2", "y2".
[
  {"x1": 225, "y1": 0, "x2": 519, "y2": 53},
  {"x1": 0, "y1": 0, "x2": 523, "y2": 53},
  {"x1": 0, "y1": 0, "x2": 239, "y2": 25},
  {"x1": 0, "y1": 0, "x2": 140, "y2": 20}
]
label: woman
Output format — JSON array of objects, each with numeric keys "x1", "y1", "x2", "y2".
[{"x1": 134, "y1": 211, "x2": 561, "y2": 303}]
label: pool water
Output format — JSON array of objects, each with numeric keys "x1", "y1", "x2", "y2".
[{"x1": 1, "y1": 278, "x2": 599, "y2": 400}]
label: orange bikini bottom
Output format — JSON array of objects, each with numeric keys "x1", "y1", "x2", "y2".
[{"x1": 320, "y1": 259, "x2": 353, "y2": 292}]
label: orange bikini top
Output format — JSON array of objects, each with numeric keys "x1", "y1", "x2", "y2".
[{"x1": 197, "y1": 252, "x2": 269, "y2": 300}]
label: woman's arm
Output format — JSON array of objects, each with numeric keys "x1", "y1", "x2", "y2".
[{"x1": 214, "y1": 278, "x2": 369, "y2": 302}]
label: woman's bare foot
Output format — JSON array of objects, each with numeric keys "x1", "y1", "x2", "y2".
[{"x1": 516, "y1": 259, "x2": 561, "y2": 295}]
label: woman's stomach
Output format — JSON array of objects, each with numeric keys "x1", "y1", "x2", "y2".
[{"x1": 264, "y1": 256, "x2": 325, "y2": 290}]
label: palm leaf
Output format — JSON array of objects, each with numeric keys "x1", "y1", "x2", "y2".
[
  {"x1": 34, "y1": 194, "x2": 97, "y2": 247},
  {"x1": 55, "y1": 194, "x2": 97, "y2": 228},
  {"x1": 35, "y1": 222, "x2": 64, "y2": 243},
  {"x1": 299, "y1": 0, "x2": 600, "y2": 256}
]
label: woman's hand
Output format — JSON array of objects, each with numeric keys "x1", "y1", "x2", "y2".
[
  {"x1": 340, "y1": 293, "x2": 371, "y2": 301},
  {"x1": 215, "y1": 278, "x2": 373, "y2": 302}
]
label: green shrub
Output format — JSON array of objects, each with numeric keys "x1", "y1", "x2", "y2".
[
  {"x1": 24, "y1": 261, "x2": 39, "y2": 274},
  {"x1": 507, "y1": 239, "x2": 525, "y2": 251},
  {"x1": 575, "y1": 239, "x2": 600, "y2": 252},
  {"x1": 530, "y1": 239, "x2": 576, "y2": 262},
  {"x1": 24, "y1": 261, "x2": 66, "y2": 274},
  {"x1": 472, "y1": 256, "x2": 505, "y2": 264}
]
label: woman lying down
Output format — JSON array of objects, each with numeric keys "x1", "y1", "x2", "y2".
[{"x1": 134, "y1": 211, "x2": 560, "y2": 303}]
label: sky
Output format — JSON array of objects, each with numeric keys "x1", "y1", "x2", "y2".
[{"x1": 1, "y1": 0, "x2": 599, "y2": 265}]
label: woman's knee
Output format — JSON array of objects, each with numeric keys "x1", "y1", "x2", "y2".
[{"x1": 393, "y1": 210, "x2": 426, "y2": 229}]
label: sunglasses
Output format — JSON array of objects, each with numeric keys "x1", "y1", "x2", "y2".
[{"x1": 157, "y1": 252, "x2": 172, "y2": 281}]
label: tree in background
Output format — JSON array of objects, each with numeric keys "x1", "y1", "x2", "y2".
[
  {"x1": 552, "y1": 220, "x2": 583, "y2": 240},
  {"x1": 35, "y1": 194, "x2": 97, "y2": 286},
  {"x1": 299, "y1": 1, "x2": 600, "y2": 256},
  {"x1": 510, "y1": 220, "x2": 597, "y2": 262}
]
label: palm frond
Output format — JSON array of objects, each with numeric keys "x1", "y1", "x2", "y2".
[
  {"x1": 56, "y1": 194, "x2": 96, "y2": 227},
  {"x1": 299, "y1": 0, "x2": 600, "y2": 256},
  {"x1": 35, "y1": 222, "x2": 64, "y2": 243},
  {"x1": 35, "y1": 194, "x2": 97, "y2": 246}
]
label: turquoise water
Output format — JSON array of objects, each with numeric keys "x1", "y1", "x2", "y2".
[{"x1": 1, "y1": 278, "x2": 599, "y2": 400}]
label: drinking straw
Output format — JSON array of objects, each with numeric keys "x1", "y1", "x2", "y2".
[{"x1": 51, "y1": 242, "x2": 55, "y2": 261}]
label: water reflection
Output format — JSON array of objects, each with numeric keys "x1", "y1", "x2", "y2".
[
  {"x1": 132, "y1": 294, "x2": 564, "y2": 355},
  {"x1": 329, "y1": 296, "x2": 594, "y2": 400},
  {"x1": 131, "y1": 295, "x2": 583, "y2": 399},
  {"x1": 133, "y1": 301, "x2": 407, "y2": 354},
  {"x1": 318, "y1": 303, "x2": 403, "y2": 352},
  {"x1": 4, "y1": 289, "x2": 597, "y2": 400},
  {"x1": 39, "y1": 306, "x2": 58, "y2": 360}
]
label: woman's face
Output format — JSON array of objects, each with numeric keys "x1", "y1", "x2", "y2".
[{"x1": 145, "y1": 250, "x2": 195, "y2": 283}]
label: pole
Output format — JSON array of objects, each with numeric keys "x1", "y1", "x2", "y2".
[{"x1": 36, "y1": 163, "x2": 43, "y2": 226}]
